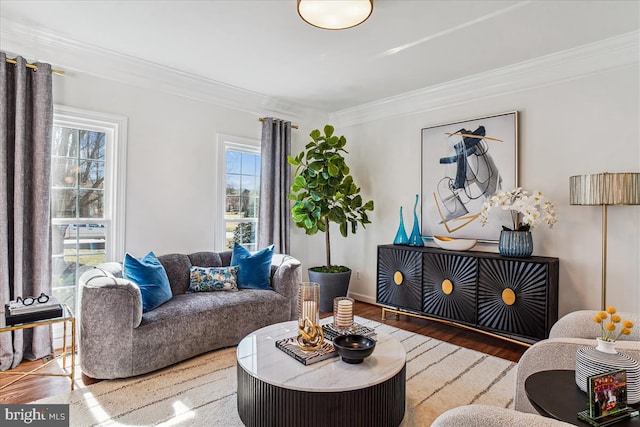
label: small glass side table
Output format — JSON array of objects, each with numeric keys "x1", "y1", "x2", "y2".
[{"x1": 0, "y1": 304, "x2": 76, "y2": 391}]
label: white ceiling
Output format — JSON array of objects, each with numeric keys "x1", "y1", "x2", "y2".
[{"x1": 1, "y1": 0, "x2": 638, "y2": 112}]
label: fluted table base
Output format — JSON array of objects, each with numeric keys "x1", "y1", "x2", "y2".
[{"x1": 237, "y1": 363, "x2": 406, "y2": 427}]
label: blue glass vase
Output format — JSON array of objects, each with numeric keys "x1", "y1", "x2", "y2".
[
  {"x1": 393, "y1": 206, "x2": 409, "y2": 245},
  {"x1": 498, "y1": 230, "x2": 533, "y2": 257},
  {"x1": 409, "y1": 194, "x2": 424, "y2": 247}
]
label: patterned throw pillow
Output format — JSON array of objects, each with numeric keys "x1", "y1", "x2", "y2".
[{"x1": 188, "y1": 266, "x2": 239, "y2": 292}]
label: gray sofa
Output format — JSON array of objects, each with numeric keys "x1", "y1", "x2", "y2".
[{"x1": 78, "y1": 251, "x2": 301, "y2": 379}]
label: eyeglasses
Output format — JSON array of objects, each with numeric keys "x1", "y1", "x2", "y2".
[{"x1": 16, "y1": 293, "x2": 50, "y2": 306}]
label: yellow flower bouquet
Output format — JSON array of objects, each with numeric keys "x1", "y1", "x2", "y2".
[{"x1": 593, "y1": 306, "x2": 634, "y2": 342}]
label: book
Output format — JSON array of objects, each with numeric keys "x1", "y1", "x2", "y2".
[
  {"x1": 8, "y1": 295, "x2": 62, "y2": 315},
  {"x1": 322, "y1": 322, "x2": 377, "y2": 342},
  {"x1": 587, "y1": 370, "x2": 628, "y2": 418},
  {"x1": 5, "y1": 304, "x2": 64, "y2": 325},
  {"x1": 275, "y1": 336, "x2": 338, "y2": 366}
]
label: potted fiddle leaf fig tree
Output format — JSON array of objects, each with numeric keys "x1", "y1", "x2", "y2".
[{"x1": 288, "y1": 125, "x2": 374, "y2": 312}]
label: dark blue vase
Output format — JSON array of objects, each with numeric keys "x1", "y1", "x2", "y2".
[
  {"x1": 393, "y1": 206, "x2": 409, "y2": 245},
  {"x1": 409, "y1": 194, "x2": 424, "y2": 247},
  {"x1": 498, "y1": 230, "x2": 533, "y2": 257}
]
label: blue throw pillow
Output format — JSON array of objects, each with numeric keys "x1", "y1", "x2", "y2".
[
  {"x1": 230, "y1": 243, "x2": 274, "y2": 290},
  {"x1": 123, "y1": 251, "x2": 173, "y2": 312}
]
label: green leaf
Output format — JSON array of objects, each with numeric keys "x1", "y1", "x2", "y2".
[
  {"x1": 310, "y1": 129, "x2": 321, "y2": 140},
  {"x1": 339, "y1": 222, "x2": 347, "y2": 237},
  {"x1": 309, "y1": 161, "x2": 324, "y2": 171},
  {"x1": 287, "y1": 155, "x2": 299, "y2": 166},
  {"x1": 323, "y1": 125, "x2": 334, "y2": 138}
]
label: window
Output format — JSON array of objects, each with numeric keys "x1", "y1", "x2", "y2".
[
  {"x1": 50, "y1": 106, "x2": 127, "y2": 315},
  {"x1": 216, "y1": 135, "x2": 260, "y2": 251}
]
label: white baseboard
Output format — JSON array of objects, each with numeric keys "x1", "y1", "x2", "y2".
[{"x1": 347, "y1": 291, "x2": 378, "y2": 306}]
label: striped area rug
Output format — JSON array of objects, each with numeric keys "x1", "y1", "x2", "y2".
[{"x1": 34, "y1": 319, "x2": 516, "y2": 426}]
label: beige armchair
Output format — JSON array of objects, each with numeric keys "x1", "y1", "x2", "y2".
[
  {"x1": 431, "y1": 404, "x2": 573, "y2": 426},
  {"x1": 515, "y1": 310, "x2": 640, "y2": 414},
  {"x1": 433, "y1": 310, "x2": 640, "y2": 425}
]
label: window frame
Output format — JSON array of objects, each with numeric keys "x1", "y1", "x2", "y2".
[
  {"x1": 52, "y1": 105, "x2": 127, "y2": 263},
  {"x1": 215, "y1": 133, "x2": 260, "y2": 251}
]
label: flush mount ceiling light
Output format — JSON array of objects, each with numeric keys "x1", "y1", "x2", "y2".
[{"x1": 297, "y1": 0, "x2": 373, "y2": 30}]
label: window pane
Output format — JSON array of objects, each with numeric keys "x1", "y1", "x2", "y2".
[
  {"x1": 226, "y1": 174, "x2": 240, "y2": 196},
  {"x1": 242, "y1": 175, "x2": 258, "y2": 194},
  {"x1": 225, "y1": 221, "x2": 256, "y2": 250},
  {"x1": 79, "y1": 160, "x2": 105, "y2": 189},
  {"x1": 52, "y1": 223, "x2": 106, "y2": 310},
  {"x1": 78, "y1": 189, "x2": 104, "y2": 218},
  {"x1": 241, "y1": 152, "x2": 259, "y2": 175},
  {"x1": 226, "y1": 196, "x2": 240, "y2": 216},
  {"x1": 52, "y1": 158, "x2": 79, "y2": 187},
  {"x1": 247, "y1": 196, "x2": 259, "y2": 218},
  {"x1": 79, "y1": 130, "x2": 106, "y2": 160},
  {"x1": 226, "y1": 150, "x2": 241, "y2": 174},
  {"x1": 52, "y1": 188, "x2": 77, "y2": 218},
  {"x1": 52, "y1": 127, "x2": 78, "y2": 158}
]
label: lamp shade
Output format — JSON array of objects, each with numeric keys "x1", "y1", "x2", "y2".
[
  {"x1": 569, "y1": 172, "x2": 640, "y2": 206},
  {"x1": 297, "y1": 0, "x2": 373, "y2": 30}
]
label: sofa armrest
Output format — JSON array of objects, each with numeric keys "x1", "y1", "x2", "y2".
[
  {"x1": 270, "y1": 254, "x2": 302, "y2": 321},
  {"x1": 79, "y1": 265, "x2": 144, "y2": 378},
  {"x1": 549, "y1": 310, "x2": 640, "y2": 341},
  {"x1": 514, "y1": 338, "x2": 640, "y2": 414},
  {"x1": 432, "y1": 404, "x2": 573, "y2": 427}
]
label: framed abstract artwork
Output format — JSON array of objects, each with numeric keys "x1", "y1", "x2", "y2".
[{"x1": 421, "y1": 111, "x2": 518, "y2": 242}]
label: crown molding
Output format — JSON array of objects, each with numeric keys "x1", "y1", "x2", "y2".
[
  {"x1": 0, "y1": 17, "x2": 318, "y2": 122},
  {"x1": 330, "y1": 30, "x2": 640, "y2": 127},
  {"x1": 2, "y1": 18, "x2": 637, "y2": 127}
]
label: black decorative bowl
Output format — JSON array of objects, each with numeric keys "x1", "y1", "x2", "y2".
[{"x1": 333, "y1": 334, "x2": 376, "y2": 364}]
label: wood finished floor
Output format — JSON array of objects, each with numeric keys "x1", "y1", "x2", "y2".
[{"x1": 0, "y1": 301, "x2": 526, "y2": 404}]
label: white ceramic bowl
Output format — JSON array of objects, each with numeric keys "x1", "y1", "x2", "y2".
[{"x1": 432, "y1": 236, "x2": 477, "y2": 251}]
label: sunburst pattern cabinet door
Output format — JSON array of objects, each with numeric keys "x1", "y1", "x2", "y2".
[
  {"x1": 423, "y1": 253, "x2": 477, "y2": 324},
  {"x1": 377, "y1": 247, "x2": 422, "y2": 311},
  {"x1": 477, "y1": 258, "x2": 549, "y2": 340}
]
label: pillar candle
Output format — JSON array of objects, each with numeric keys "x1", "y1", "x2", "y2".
[{"x1": 302, "y1": 300, "x2": 317, "y2": 323}]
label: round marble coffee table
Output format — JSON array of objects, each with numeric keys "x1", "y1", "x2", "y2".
[{"x1": 236, "y1": 318, "x2": 406, "y2": 427}]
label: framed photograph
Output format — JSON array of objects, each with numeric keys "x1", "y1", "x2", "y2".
[
  {"x1": 588, "y1": 370, "x2": 628, "y2": 419},
  {"x1": 421, "y1": 111, "x2": 518, "y2": 242}
]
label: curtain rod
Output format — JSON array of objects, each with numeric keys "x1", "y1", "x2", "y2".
[
  {"x1": 4, "y1": 58, "x2": 65, "y2": 76},
  {"x1": 259, "y1": 117, "x2": 298, "y2": 129}
]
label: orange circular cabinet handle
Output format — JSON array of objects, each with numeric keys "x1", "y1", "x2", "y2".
[
  {"x1": 502, "y1": 288, "x2": 516, "y2": 305},
  {"x1": 441, "y1": 279, "x2": 454, "y2": 295},
  {"x1": 393, "y1": 271, "x2": 403, "y2": 285}
]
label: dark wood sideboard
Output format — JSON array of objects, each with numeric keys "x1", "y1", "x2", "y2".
[{"x1": 376, "y1": 244, "x2": 559, "y2": 345}]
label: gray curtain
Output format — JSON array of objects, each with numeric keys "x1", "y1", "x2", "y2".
[
  {"x1": 258, "y1": 117, "x2": 291, "y2": 254},
  {"x1": 0, "y1": 52, "x2": 53, "y2": 370}
]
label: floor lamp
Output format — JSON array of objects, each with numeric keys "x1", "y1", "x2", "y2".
[{"x1": 569, "y1": 172, "x2": 640, "y2": 310}]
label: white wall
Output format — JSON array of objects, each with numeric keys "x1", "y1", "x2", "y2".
[
  {"x1": 291, "y1": 66, "x2": 640, "y2": 316},
  {"x1": 52, "y1": 73, "x2": 320, "y2": 257}
]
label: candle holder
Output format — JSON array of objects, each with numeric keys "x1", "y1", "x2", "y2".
[
  {"x1": 297, "y1": 282, "x2": 324, "y2": 351},
  {"x1": 333, "y1": 297, "x2": 354, "y2": 331}
]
